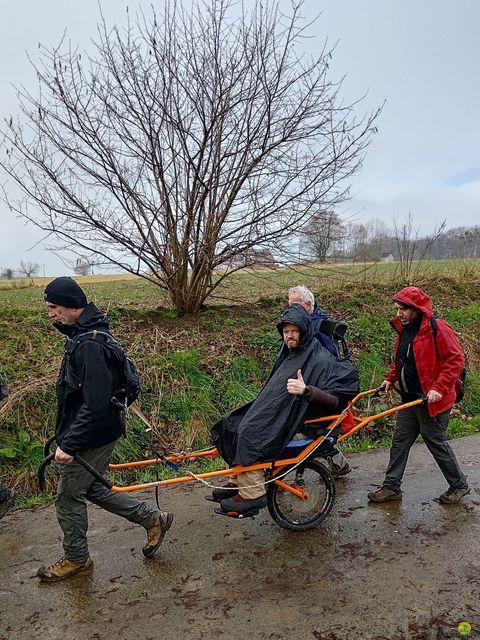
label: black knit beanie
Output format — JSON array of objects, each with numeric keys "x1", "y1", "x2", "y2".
[{"x1": 44, "y1": 277, "x2": 88, "y2": 308}]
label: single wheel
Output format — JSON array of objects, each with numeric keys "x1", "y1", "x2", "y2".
[{"x1": 266, "y1": 459, "x2": 335, "y2": 531}]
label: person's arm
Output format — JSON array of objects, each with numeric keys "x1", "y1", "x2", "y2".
[
  {"x1": 286, "y1": 370, "x2": 339, "y2": 410},
  {"x1": 303, "y1": 385, "x2": 339, "y2": 410},
  {"x1": 59, "y1": 341, "x2": 115, "y2": 456}
]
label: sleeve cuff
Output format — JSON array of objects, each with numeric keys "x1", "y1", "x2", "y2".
[{"x1": 303, "y1": 385, "x2": 313, "y2": 401}]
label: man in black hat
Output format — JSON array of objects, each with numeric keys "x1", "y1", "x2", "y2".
[{"x1": 37, "y1": 277, "x2": 173, "y2": 581}]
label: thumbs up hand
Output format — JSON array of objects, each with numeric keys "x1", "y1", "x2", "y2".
[{"x1": 287, "y1": 369, "x2": 307, "y2": 396}]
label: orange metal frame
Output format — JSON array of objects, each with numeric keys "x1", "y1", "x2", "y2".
[{"x1": 107, "y1": 389, "x2": 423, "y2": 499}]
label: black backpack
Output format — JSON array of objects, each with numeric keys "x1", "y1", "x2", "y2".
[
  {"x1": 430, "y1": 316, "x2": 466, "y2": 403},
  {"x1": 67, "y1": 329, "x2": 140, "y2": 409}
]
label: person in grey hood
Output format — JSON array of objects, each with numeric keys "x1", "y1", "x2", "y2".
[
  {"x1": 37, "y1": 277, "x2": 173, "y2": 582},
  {"x1": 211, "y1": 304, "x2": 359, "y2": 515}
]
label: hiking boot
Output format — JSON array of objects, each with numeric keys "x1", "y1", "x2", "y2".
[
  {"x1": 142, "y1": 511, "x2": 174, "y2": 558},
  {"x1": 210, "y1": 482, "x2": 239, "y2": 501},
  {"x1": 367, "y1": 487, "x2": 402, "y2": 503},
  {"x1": 220, "y1": 493, "x2": 267, "y2": 515},
  {"x1": 0, "y1": 488, "x2": 15, "y2": 520},
  {"x1": 36, "y1": 556, "x2": 93, "y2": 582},
  {"x1": 438, "y1": 486, "x2": 470, "y2": 504}
]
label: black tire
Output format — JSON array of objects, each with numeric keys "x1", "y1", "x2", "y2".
[{"x1": 266, "y1": 459, "x2": 336, "y2": 531}]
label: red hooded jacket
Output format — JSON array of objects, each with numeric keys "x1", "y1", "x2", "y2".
[{"x1": 385, "y1": 286, "x2": 464, "y2": 417}]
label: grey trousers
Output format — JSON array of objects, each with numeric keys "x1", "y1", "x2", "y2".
[
  {"x1": 383, "y1": 405, "x2": 467, "y2": 492},
  {"x1": 56, "y1": 441, "x2": 159, "y2": 563}
]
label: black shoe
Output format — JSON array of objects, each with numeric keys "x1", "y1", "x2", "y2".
[
  {"x1": 220, "y1": 494, "x2": 267, "y2": 516},
  {"x1": 207, "y1": 483, "x2": 239, "y2": 502}
]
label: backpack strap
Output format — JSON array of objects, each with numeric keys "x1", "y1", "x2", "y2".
[
  {"x1": 66, "y1": 329, "x2": 115, "y2": 360},
  {"x1": 430, "y1": 315, "x2": 440, "y2": 356}
]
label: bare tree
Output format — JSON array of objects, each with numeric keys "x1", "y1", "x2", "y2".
[
  {"x1": 302, "y1": 210, "x2": 344, "y2": 262},
  {"x1": 393, "y1": 212, "x2": 446, "y2": 281},
  {"x1": 18, "y1": 260, "x2": 40, "y2": 279},
  {"x1": 1, "y1": 268, "x2": 14, "y2": 280},
  {"x1": 344, "y1": 222, "x2": 368, "y2": 262},
  {"x1": 1, "y1": 0, "x2": 380, "y2": 313},
  {"x1": 73, "y1": 258, "x2": 92, "y2": 276}
]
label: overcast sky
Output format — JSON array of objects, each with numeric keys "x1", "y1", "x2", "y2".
[{"x1": 0, "y1": 0, "x2": 479, "y2": 275}]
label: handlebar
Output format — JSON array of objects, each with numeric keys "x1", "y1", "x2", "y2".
[{"x1": 351, "y1": 387, "x2": 427, "y2": 406}]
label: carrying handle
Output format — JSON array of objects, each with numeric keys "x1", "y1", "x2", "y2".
[
  {"x1": 43, "y1": 434, "x2": 57, "y2": 458},
  {"x1": 74, "y1": 455, "x2": 113, "y2": 489},
  {"x1": 38, "y1": 453, "x2": 113, "y2": 492},
  {"x1": 38, "y1": 453, "x2": 55, "y2": 492}
]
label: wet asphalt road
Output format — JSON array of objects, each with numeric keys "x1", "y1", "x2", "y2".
[{"x1": 1, "y1": 434, "x2": 480, "y2": 640}]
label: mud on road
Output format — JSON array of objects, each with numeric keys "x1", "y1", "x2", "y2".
[{"x1": 1, "y1": 435, "x2": 480, "y2": 640}]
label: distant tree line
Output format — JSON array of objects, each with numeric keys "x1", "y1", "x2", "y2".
[
  {"x1": 301, "y1": 211, "x2": 480, "y2": 264},
  {"x1": 1, "y1": 261, "x2": 40, "y2": 280}
]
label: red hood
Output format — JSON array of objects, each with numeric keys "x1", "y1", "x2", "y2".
[{"x1": 393, "y1": 286, "x2": 433, "y2": 317}]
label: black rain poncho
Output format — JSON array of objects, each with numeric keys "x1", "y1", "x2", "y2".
[{"x1": 211, "y1": 305, "x2": 359, "y2": 465}]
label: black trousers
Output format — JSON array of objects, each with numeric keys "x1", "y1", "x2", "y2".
[{"x1": 383, "y1": 405, "x2": 467, "y2": 491}]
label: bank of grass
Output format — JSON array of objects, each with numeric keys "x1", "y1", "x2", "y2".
[{"x1": 1, "y1": 258, "x2": 480, "y2": 501}]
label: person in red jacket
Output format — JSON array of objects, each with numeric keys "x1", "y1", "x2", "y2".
[{"x1": 368, "y1": 286, "x2": 469, "y2": 504}]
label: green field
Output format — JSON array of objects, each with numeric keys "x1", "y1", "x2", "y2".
[{"x1": 1, "y1": 258, "x2": 480, "y2": 502}]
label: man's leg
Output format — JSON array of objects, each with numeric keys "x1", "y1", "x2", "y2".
[
  {"x1": 368, "y1": 408, "x2": 419, "y2": 502},
  {"x1": 84, "y1": 441, "x2": 172, "y2": 558},
  {"x1": 55, "y1": 454, "x2": 98, "y2": 564},
  {"x1": 37, "y1": 449, "x2": 99, "y2": 580},
  {"x1": 220, "y1": 470, "x2": 267, "y2": 514},
  {"x1": 418, "y1": 407, "x2": 468, "y2": 494},
  {"x1": 235, "y1": 470, "x2": 265, "y2": 499},
  {"x1": 382, "y1": 407, "x2": 420, "y2": 491},
  {"x1": 85, "y1": 442, "x2": 160, "y2": 528}
]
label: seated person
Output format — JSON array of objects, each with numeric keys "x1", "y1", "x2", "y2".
[
  {"x1": 210, "y1": 304, "x2": 359, "y2": 515},
  {"x1": 288, "y1": 284, "x2": 351, "y2": 476},
  {"x1": 288, "y1": 284, "x2": 338, "y2": 357}
]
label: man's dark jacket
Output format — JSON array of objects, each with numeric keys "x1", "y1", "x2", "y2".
[
  {"x1": 211, "y1": 305, "x2": 359, "y2": 466},
  {"x1": 54, "y1": 303, "x2": 124, "y2": 455}
]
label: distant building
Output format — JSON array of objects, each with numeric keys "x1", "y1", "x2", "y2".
[
  {"x1": 221, "y1": 248, "x2": 277, "y2": 269},
  {"x1": 248, "y1": 249, "x2": 276, "y2": 268},
  {"x1": 380, "y1": 253, "x2": 395, "y2": 263}
]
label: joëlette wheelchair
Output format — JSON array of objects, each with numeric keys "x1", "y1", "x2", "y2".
[{"x1": 38, "y1": 389, "x2": 423, "y2": 532}]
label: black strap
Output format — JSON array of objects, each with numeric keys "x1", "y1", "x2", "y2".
[{"x1": 430, "y1": 315, "x2": 440, "y2": 356}]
